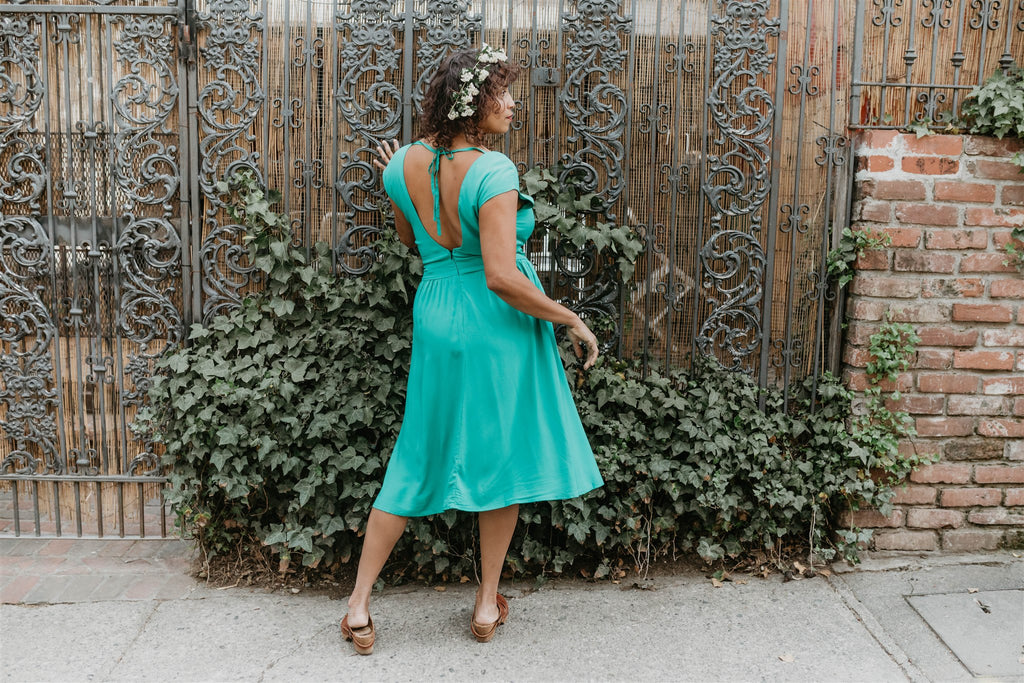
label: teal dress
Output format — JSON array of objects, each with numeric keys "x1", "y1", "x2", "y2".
[{"x1": 373, "y1": 141, "x2": 604, "y2": 516}]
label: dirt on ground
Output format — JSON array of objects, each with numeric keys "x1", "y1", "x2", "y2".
[{"x1": 190, "y1": 537, "x2": 835, "y2": 601}]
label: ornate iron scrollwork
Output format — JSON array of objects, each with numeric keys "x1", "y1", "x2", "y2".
[
  {"x1": 412, "y1": 0, "x2": 480, "y2": 109},
  {"x1": 871, "y1": 0, "x2": 905, "y2": 27},
  {"x1": 921, "y1": 0, "x2": 954, "y2": 28},
  {"x1": 0, "y1": 15, "x2": 60, "y2": 476},
  {"x1": 196, "y1": 0, "x2": 266, "y2": 322},
  {"x1": 559, "y1": 0, "x2": 632, "y2": 216},
  {"x1": 696, "y1": 0, "x2": 779, "y2": 372},
  {"x1": 968, "y1": 0, "x2": 1000, "y2": 30},
  {"x1": 111, "y1": 15, "x2": 184, "y2": 475},
  {"x1": 696, "y1": 229, "x2": 766, "y2": 370},
  {"x1": 333, "y1": 0, "x2": 405, "y2": 275}
]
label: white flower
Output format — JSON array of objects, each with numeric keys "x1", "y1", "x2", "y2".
[
  {"x1": 479, "y1": 68, "x2": 489, "y2": 80},
  {"x1": 460, "y1": 69, "x2": 474, "y2": 82},
  {"x1": 466, "y1": 84, "x2": 478, "y2": 96}
]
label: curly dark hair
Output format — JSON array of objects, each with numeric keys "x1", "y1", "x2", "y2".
[{"x1": 419, "y1": 47, "x2": 521, "y2": 150}]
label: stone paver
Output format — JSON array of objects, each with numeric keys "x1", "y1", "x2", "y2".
[
  {"x1": 0, "y1": 537, "x2": 1020, "y2": 682},
  {"x1": 0, "y1": 575, "x2": 39, "y2": 604},
  {"x1": 0, "y1": 538, "x2": 196, "y2": 604}
]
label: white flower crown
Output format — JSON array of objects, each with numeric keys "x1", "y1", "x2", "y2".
[{"x1": 447, "y1": 43, "x2": 509, "y2": 120}]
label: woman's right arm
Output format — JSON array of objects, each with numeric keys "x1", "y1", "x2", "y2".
[
  {"x1": 373, "y1": 140, "x2": 416, "y2": 251},
  {"x1": 479, "y1": 190, "x2": 599, "y2": 369},
  {"x1": 390, "y1": 200, "x2": 416, "y2": 250}
]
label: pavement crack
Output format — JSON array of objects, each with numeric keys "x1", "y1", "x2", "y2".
[
  {"x1": 826, "y1": 573, "x2": 927, "y2": 683},
  {"x1": 99, "y1": 600, "x2": 163, "y2": 680},
  {"x1": 258, "y1": 619, "x2": 333, "y2": 682}
]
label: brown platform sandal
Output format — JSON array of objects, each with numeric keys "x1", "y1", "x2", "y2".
[
  {"x1": 341, "y1": 614, "x2": 375, "y2": 655},
  {"x1": 470, "y1": 593, "x2": 509, "y2": 643}
]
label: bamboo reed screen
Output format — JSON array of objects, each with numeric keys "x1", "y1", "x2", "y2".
[{"x1": 1, "y1": 0, "x2": 1020, "y2": 535}]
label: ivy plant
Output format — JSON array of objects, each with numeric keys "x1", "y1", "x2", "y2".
[
  {"x1": 827, "y1": 227, "x2": 891, "y2": 290},
  {"x1": 141, "y1": 170, "x2": 930, "y2": 581},
  {"x1": 961, "y1": 67, "x2": 1024, "y2": 140},
  {"x1": 522, "y1": 164, "x2": 644, "y2": 282},
  {"x1": 1004, "y1": 227, "x2": 1024, "y2": 272}
]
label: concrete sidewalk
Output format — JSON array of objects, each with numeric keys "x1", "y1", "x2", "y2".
[{"x1": 1, "y1": 538, "x2": 1021, "y2": 682}]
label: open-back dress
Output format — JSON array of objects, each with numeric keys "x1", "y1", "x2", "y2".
[{"x1": 372, "y1": 141, "x2": 603, "y2": 517}]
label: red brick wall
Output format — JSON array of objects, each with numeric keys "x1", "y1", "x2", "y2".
[{"x1": 844, "y1": 132, "x2": 1024, "y2": 552}]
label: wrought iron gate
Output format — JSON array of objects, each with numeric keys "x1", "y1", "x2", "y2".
[
  {"x1": 1, "y1": 1, "x2": 189, "y2": 537},
  {"x1": 1, "y1": 0, "x2": 867, "y2": 538}
]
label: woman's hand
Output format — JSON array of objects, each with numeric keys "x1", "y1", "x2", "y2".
[
  {"x1": 567, "y1": 317, "x2": 599, "y2": 370},
  {"x1": 372, "y1": 139, "x2": 400, "y2": 172}
]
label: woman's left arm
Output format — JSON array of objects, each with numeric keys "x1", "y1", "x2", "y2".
[{"x1": 479, "y1": 191, "x2": 599, "y2": 369}]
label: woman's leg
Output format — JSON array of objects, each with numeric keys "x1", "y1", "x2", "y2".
[
  {"x1": 346, "y1": 507, "x2": 408, "y2": 627},
  {"x1": 475, "y1": 504, "x2": 519, "y2": 623}
]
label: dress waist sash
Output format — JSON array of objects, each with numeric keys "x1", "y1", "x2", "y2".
[{"x1": 420, "y1": 246, "x2": 530, "y2": 281}]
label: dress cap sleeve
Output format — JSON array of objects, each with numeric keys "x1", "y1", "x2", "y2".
[{"x1": 475, "y1": 153, "x2": 522, "y2": 207}]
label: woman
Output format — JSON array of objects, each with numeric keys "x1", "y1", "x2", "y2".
[{"x1": 341, "y1": 44, "x2": 604, "y2": 654}]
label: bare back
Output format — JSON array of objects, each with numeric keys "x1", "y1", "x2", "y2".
[{"x1": 402, "y1": 141, "x2": 486, "y2": 252}]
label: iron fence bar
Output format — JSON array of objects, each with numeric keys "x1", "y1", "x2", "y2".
[
  {"x1": 850, "y1": 80, "x2": 979, "y2": 89},
  {"x1": 636, "y1": 0, "x2": 656, "y2": 370},
  {"x1": 95, "y1": 480, "x2": 104, "y2": 537},
  {"x1": 850, "y1": 0, "x2": 865, "y2": 127},
  {"x1": 160, "y1": 486, "x2": 167, "y2": 536},
  {"x1": 525, "y1": 0, "x2": 538, "y2": 170},
  {"x1": 902, "y1": 0, "x2": 919, "y2": 126},
  {"x1": 74, "y1": 480, "x2": 82, "y2": 536},
  {"x1": 117, "y1": 483, "x2": 124, "y2": 537},
  {"x1": 878, "y1": 0, "x2": 894, "y2": 126},
  {"x1": 809, "y1": 0, "x2": 847, "y2": 411},
  {"x1": 663, "y1": 0, "x2": 691, "y2": 371},
  {"x1": 688, "y1": 0, "x2": 713, "y2": 376},
  {"x1": 330, "y1": 0, "x2": 339, "y2": 271},
  {"x1": 107, "y1": 11, "x2": 131, "y2": 473},
  {"x1": 621, "y1": 0, "x2": 637, "y2": 226},
  {"x1": 137, "y1": 481, "x2": 145, "y2": 537},
  {"x1": 12, "y1": 484, "x2": 21, "y2": 536},
  {"x1": 178, "y1": 8, "x2": 196, "y2": 329},
  {"x1": 950, "y1": 0, "x2": 969, "y2": 114},
  {"x1": 41, "y1": 11, "x2": 72, "y2": 468},
  {"x1": 281, "y1": 2, "x2": 292, "y2": 219},
  {"x1": 546, "y1": 0, "x2": 560, "y2": 313},
  {"x1": 924, "y1": 0, "x2": 944, "y2": 122},
  {"x1": 57, "y1": 12, "x2": 90, "y2": 482},
  {"x1": 780, "y1": 0, "x2": 815, "y2": 410},
  {"x1": 554, "y1": 0, "x2": 564, "y2": 166},
  {"x1": 88, "y1": 12, "x2": 112, "y2": 478},
  {"x1": 32, "y1": 481, "x2": 41, "y2": 537},
  {"x1": 402, "y1": 0, "x2": 414, "y2": 144},
  {"x1": 52, "y1": 480, "x2": 62, "y2": 536},
  {"x1": 185, "y1": 0, "x2": 203, "y2": 328},
  {"x1": 261, "y1": 0, "x2": 271, "y2": 189},
  {"x1": 1001, "y1": 2, "x2": 1019, "y2": 71},
  {"x1": 757, "y1": 0, "x2": 789, "y2": 401},
  {"x1": 302, "y1": 0, "x2": 313, "y2": 253},
  {"x1": 974, "y1": 1, "x2": 992, "y2": 85}
]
